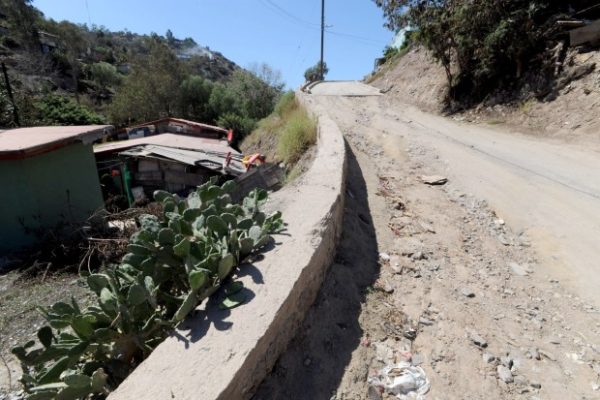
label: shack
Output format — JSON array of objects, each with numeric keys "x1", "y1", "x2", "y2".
[
  {"x1": 0, "y1": 125, "x2": 112, "y2": 252},
  {"x1": 95, "y1": 129, "x2": 245, "y2": 206},
  {"x1": 114, "y1": 117, "x2": 229, "y2": 140}
]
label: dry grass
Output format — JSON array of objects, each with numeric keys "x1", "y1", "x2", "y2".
[
  {"x1": 241, "y1": 91, "x2": 317, "y2": 168},
  {"x1": 277, "y1": 108, "x2": 317, "y2": 165}
]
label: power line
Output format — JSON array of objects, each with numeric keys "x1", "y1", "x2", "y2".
[
  {"x1": 265, "y1": 0, "x2": 320, "y2": 28},
  {"x1": 326, "y1": 30, "x2": 387, "y2": 46},
  {"x1": 257, "y1": 0, "x2": 319, "y2": 29},
  {"x1": 84, "y1": 0, "x2": 92, "y2": 26},
  {"x1": 255, "y1": 0, "x2": 387, "y2": 47}
]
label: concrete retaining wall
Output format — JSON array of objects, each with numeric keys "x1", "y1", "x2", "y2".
[{"x1": 109, "y1": 92, "x2": 346, "y2": 400}]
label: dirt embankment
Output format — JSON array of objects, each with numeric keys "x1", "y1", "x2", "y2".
[{"x1": 370, "y1": 47, "x2": 600, "y2": 144}]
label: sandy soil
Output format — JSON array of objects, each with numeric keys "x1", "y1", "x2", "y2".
[
  {"x1": 253, "y1": 83, "x2": 600, "y2": 399},
  {"x1": 371, "y1": 47, "x2": 600, "y2": 146}
]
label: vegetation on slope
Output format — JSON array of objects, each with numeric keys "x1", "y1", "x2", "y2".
[
  {"x1": 0, "y1": 0, "x2": 282, "y2": 137},
  {"x1": 242, "y1": 91, "x2": 317, "y2": 177},
  {"x1": 373, "y1": 0, "x2": 600, "y2": 106}
]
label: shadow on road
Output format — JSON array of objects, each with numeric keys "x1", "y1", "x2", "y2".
[{"x1": 253, "y1": 142, "x2": 380, "y2": 400}]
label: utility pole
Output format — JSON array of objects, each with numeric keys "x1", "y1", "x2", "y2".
[{"x1": 319, "y1": 0, "x2": 325, "y2": 81}]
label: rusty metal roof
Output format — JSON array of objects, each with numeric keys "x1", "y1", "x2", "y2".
[
  {"x1": 119, "y1": 145, "x2": 246, "y2": 176},
  {"x1": 0, "y1": 125, "x2": 113, "y2": 160},
  {"x1": 94, "y1": 133, "x2": 239, "y2": 155}
]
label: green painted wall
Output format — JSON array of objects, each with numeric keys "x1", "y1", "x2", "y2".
[{"x1": 0, "y1": 143, "x2": 104, "y2": 252}]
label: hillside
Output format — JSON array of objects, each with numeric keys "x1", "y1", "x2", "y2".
[
  {"x1": 370, "y1": 46, "x2": 600, "y2": 144},
  {"x1": 0, "y1": 0, "x2": 244, "y2": 128}
]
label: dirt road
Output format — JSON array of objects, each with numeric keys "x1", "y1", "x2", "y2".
[
  {"x1": 254, "y1": 82, "x2": 600, "y2": 399},
  {"x1": 314, "y1": 81, "x2": 600, "y2": 308}
]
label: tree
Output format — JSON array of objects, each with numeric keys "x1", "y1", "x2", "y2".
[
  {"x1": 90, "y1": 62, "x2": 122, "y2": 88},
  {"x1": 1, "y1": 0, "x2": 41, "y2": 49},
  {"x1": 166, "y1": 29, "x2": 175, "y2": 47},
  {"x1": 304, "y1": 61, "x2": 328, "y2": 83},
  {"x1": 35, "y1": 95, "x2": 105, "y2": 125},
  {"x1": 248, "y1": 62, "x2": 285, "y2": 92},
  {"x1": 373, "y1": 0, "x2": 577, "y2": 102},
  {"x1": 179, "y1": 75, "x2": 213, "y2": 121},
  {"x1": 204, "y1": 70, "x2": 282, "y2": 137},
  {"x1": 109, "y1": 38, "x2": 183, "y2": 124}
]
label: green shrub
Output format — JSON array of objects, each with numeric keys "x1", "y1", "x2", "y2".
[
  {"x1": 304, "y1": 61, "x2": 328, "y2": 83},
  {"x1": 277, "y1": 108, "x2": 317, "y2": 165},
  {"x1": 12, "y1": 180, "x2": 284, "y2": 399},
  {"x1": 274, "y1": 91, "x2": 296, "y2": 117},
  {"x1": 36, "y1": 95, "x2": 105, "y2": 125},
  {"x1": 90, "y1": 62, "x2": 122, "y2": 88},
  {"x1": 373, "y1": 0, "x2": 583, "y2": 103}
]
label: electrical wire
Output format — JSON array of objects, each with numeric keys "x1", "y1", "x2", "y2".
[
  {"x1": 326, "y1": 29, "x2": 387, "y2": 46},
  {"x1": 84, "y1": 0, "x2": 92, "y2": 26},
  {"x1": 256, "y1": 0, "x2": 387, "y2": 47}
]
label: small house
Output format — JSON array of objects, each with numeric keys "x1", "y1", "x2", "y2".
[
  {"x1": 0, "y1": 125, "x2": 112, "y2": 252},
  {"x1": 94, "y1": 131, "x2": 245, "y2": 205}
]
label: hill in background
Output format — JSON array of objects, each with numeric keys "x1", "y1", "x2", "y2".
[{"x1": 0, "y1": 0, "x2": 282, "y2": 135}]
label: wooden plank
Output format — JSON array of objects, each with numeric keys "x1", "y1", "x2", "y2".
[{"x1": 570, "y1": 19, "x2": 600, "y2": 46}]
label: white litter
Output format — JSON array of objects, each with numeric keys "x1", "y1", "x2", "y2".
[{"x1": 368, "y1": 362, "x2": 431, "y2": 399}]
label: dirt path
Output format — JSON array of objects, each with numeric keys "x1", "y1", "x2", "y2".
[{"x1": 253, "y1": 82, "x2": 600, "y2": 399}]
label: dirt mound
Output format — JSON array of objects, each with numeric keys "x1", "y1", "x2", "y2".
[{"x1": 371, "y1": 47, "x2": 600, "y2": 144}]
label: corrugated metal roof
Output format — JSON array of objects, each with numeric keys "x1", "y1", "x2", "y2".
[
  {"x1": 0, "y1": 125, "x2": 113, "y2": 160},
  {"x1": 94, "y1": 133, "x2": 239, "y2": 155},
  {"x1": 119, "y1": 144, "x2": 246, "y2": 175}
]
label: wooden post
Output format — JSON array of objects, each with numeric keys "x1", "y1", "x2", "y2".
[{"x1": 1, "y1": 62, "x2": 20, "y2": 126}]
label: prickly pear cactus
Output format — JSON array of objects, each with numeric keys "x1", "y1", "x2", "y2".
[{"x1": 12, "y1": 178, "x2": 284, "y2": 399}]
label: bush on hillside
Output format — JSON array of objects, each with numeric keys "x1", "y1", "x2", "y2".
[
  {"x1": 277, "y1": 108, "x2": 317, "y2": 165},
  {"x1": 36, "y1": 95, "x2": 105, "y2": 125},
  {"x1": 242, "y1": 92, "x2": 316, "y2": 168},
  {"x1": 373, "y1": 0, "x2": 596, "y2": 104},
  {"x1": 304, "y1": 61, "x2": 328, "y2": 83}
]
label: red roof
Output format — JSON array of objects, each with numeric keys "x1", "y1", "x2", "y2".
[
  {"x1": 0, "y1": 125, "x2": 113, "y2": 160},
  {"x1": 127, "y1": 117, "x2": 228, "y2": 137},
  {"x1": 94, "y1": 133, "x2": 239, "y2": 155}
]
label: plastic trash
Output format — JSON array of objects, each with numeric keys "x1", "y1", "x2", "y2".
[{"x1": 368, "y1": 361, "x2": 431, "y2": 399}]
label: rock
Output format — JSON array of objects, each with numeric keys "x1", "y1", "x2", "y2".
[
  {"x1": 498, "y1": 234, "x2": 511, "y2": 246},
  {"x1": 403, "y1": 329, "x2": 417, "y2": 341},
  {"x1": 530, "y1": 382, "x2": 542, "y2": 389},
  {"x1": 379, "y1": 253, "x2": 391, "y2": 262},
  {"x1": 500, "y1": 356, "x2": 513, "y2": 369},
  {"x1": 497, "y1": 365, "x2": 514, "y2": 383},
  {"x1": 509, "y1": 262, "x2": 529, "y2": 276},
  {"x1": 538, "y1": 349, "x2": 556, "y2": 361},
  {"x1": 469, "y1": 332, "x2": 488, "y2": 348},
  {"x1": 420, "y1": 175, "x2": 448, "y2": 185},
  {"x1": 419, "y1": 317, "x2": 434, "y2": 326},
  {"x1": 411, "y1": 251, "x2": 427, "y2": 261},
  {"x1": 461, "y1": 288, "x2": 476, "y2": 298},
  {"x1": 383, "y1": 283, "x2": 394, "y2": 294},
  {"x1": 530, "y1": 348, "x2": 541, "y2": 361},
  {"x1": 483, "y1": 353, "x2": 496, "y2": 363},
  {"x1": 367, "y1": 385, "x2": 383, "y2": 400},
  {"x1": 418, "y1": 221, "x2": 436, "y2": 233}
]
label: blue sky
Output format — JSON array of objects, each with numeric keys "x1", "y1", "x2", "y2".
[{"x1": 33, "y1": 0, "x2": 394, "y2": 88}]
